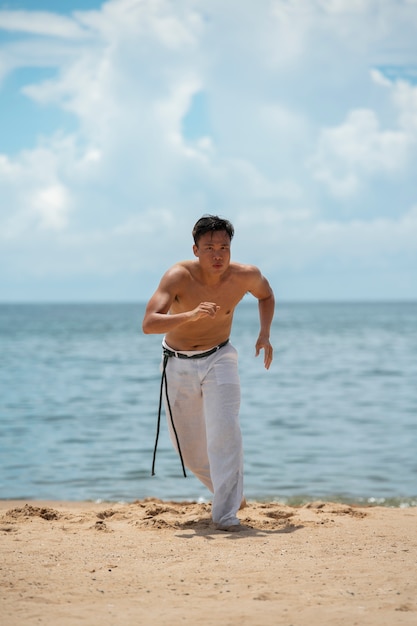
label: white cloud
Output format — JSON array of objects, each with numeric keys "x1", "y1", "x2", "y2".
[
  {"x1": 317, "y1": 0, "x2": 376, "y2": 13},
  {"x1": 0, "y1": 9, "x2": 92, "y2": 39},
  {"x1": 234, "y1": 204, "x2": 417, "y2": 272},
  {"x1": 31, "y1": 184, "x2": 71, "y2": 231},
  {"x1": 1, "y1": 144, "x2": 72, "y2": 237},
  {"x1": 309, "y1": 108, "x2": 413, "y2": 196},
  {"x1": 393, "y1": 80, "x2": 417, "y2": 133},
  {"x1": 309, "y1": 65, "x2": 417, "y2": 196},
  {"x1": 0, "y1": 0, "x2": 416, "y2": 299}
]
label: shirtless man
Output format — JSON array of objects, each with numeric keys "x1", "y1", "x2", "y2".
[{"x1": 142, "y1": 215, "x2": 275, "y2": 530}]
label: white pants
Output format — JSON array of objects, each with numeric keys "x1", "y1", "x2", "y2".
[{"x1": 161, "y1": 341, "x2": 243, "y2": 527}]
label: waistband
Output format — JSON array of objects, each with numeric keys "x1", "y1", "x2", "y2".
[{"x1": 162, "y1": 338, "x2": 229, "y2": 360}]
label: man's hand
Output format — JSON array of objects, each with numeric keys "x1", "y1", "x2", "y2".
[
  {"x1": 255, "y1": 336, "x2": 273, "y2": 370},
  {"x1": 190, "y1": 302, "x2": 221, "y2": 321}
]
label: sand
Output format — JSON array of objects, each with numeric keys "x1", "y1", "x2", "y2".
[{"x1": 1, "y1": 498, "x2": 416, "y2": 625}]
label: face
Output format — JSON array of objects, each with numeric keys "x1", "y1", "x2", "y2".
[{"x1": 193, "y1": 230, "x2": 231, "y2": 274}]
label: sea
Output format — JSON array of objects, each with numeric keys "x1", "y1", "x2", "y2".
[{"x1": 0, "y1": 301, "x2": 416, "y2": 507}]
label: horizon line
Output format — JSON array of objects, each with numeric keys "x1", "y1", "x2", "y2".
[{"x1": 1, "y1": 299, "x2": 416, "y2": 306}]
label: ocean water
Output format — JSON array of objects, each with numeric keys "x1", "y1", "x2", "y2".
[{"x1": 0, "y1": 302, "x2": 416, "y2": 506}]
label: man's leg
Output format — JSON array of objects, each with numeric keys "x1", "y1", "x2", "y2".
[
  {"x1": 163, "y1": 358, "x2": 214, "y2": 491},
  {"x1": 202, "y1": 345, "x2": 243, "y2": 528}
]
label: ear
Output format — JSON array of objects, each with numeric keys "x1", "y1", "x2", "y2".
[{"x1": 193, "y1": 244, "x2": 199, "y2": 258}]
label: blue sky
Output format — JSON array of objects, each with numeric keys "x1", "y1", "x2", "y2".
[{"x1": 1, "y1": 0, "x2": 416, "y2": 302}]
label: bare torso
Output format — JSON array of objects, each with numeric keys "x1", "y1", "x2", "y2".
[{"x1": 165, "y1": 260, "x2": 251, "y2": 351}]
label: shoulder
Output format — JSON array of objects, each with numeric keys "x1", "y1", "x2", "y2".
[
  {"x1": 230, "y1": 262, "x2": 273, "y2": 299},
  {"x1": 159, "y1": 261, "x2": 194, "y2": 287},
  {"x1": 230, "y1": 262, "x2": 263, "y2": 281},
  {"x1": 231, "y1": 262, "x2": 261, "y2": 273},
  {"x1": 164, "y1": 260, "x2": 192, "y2": 276}
]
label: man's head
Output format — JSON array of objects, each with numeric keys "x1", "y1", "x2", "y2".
[{"x1": 192, "y1": 215, "x2": 234, "y2": 246}]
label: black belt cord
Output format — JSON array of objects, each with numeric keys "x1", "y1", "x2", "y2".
[{"x1": 152, "y1": 353, "x2": 187, "y2": 477}]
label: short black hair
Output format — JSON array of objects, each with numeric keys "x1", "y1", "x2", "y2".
[{"x1": 192, "y1": 215, "x2": 234, "y2": 245}]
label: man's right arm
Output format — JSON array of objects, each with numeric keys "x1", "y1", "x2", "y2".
[
  {"x1": 142, "y1": 267, "x2": 189, "y2": 334},
  {"x1": 142, "y1": 267, "x2": 220, "y2": 335}
]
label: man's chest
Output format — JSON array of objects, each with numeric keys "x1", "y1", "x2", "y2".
[{"x1": 173, "y1": 281, "x2": 246, "y2": 312}]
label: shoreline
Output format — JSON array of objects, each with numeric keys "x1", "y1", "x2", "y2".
[
  {"x1": 1, "y1": 498, "x2": 416, "y2": 625},
  {"x1": 2, "y1": 494, "x2": 416, "y2": 507}
]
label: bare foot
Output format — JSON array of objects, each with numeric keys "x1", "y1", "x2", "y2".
[{"x1": 239, "y1": 497, "x2": 247, "y2": 510}]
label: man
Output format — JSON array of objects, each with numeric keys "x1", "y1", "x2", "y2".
[{"x1": 142, "y1": 215, "x2": 274, "y2": 531}]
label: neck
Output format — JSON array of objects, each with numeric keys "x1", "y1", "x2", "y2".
[{"x1": 197, "y1": 265, "x2": 226, "y2": 287}]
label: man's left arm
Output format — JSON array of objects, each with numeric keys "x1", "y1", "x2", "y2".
[{"x1": 248, "y1": 268, "x2": 275, "y2": 370}]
